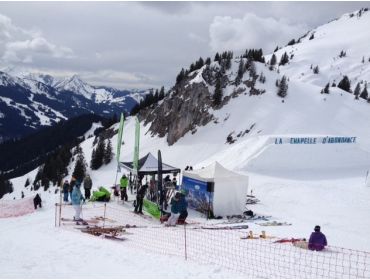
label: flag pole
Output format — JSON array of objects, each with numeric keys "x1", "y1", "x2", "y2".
[{"x1": 113, "y1": 113, "x2": 125, "y2": 201}]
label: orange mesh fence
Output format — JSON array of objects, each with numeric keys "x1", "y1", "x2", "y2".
[{"x1": 57, "y1": 202, "x2": 370, "y2": 278}]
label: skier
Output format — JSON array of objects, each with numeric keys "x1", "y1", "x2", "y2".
[
  {"x1": 71, "y1": 182, "x2": 84, "y2": 221},
  {"x1": 120, "y1": 174, "x2": 129, "y2": 202},
  {"x1": 166, "y1": 192, "x2": 181, "y2": 226},
  {"x1": 308, "y1": 225, "x2": 327, "y2": 251},
  {"x1": 177, "y1": 189, "x2": 188, "y2": 224},
  {"x1": 33, "y1": 193, "x2": 42, "y2": 209},
  {"x1": 83, "y1": 174, "x2": 92, "y2": 200},
  {"x1": 134, "y1": 183, "x2": 148, "y2": 214},
  {"x1": 62, "y1": 180, "x2": 70, "y2": 203}
]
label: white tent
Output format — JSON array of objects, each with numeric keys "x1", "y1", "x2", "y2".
[{"x1": 182, "y1": 162, "x2": 248, "y2": 216}]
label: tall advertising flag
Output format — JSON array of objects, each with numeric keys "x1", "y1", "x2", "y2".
[
  {"x1": 133, "y1": 116, "x2": 140, "y2": 175},
  {"x1": 116, "y1": 113, "x2": 125, "y2": 163}
]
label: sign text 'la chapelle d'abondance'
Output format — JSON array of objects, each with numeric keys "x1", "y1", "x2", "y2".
[{"x1": 274, "y1": 136, "x2": 357, "y2": 145}]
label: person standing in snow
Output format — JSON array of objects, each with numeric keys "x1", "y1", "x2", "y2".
[
  {"x1": 308, "y1": 225, "x2": 327, "y2": 251},
  {"x1": 120, "y1": 174, "x2": 129, "y2": 202},
  {"x1": 134, "y1": 183, "x2": 148, "y2": 214},
  {"x1": 166, "y1": 192, "x2": 181, "y2": 226},
  {"x1": 83, "y1": 175, "x2": 92, "y2": 200},
  {"x1": 71, "y1": 183, "x2": 84, "y2": 221},
  {"x1": 33, "y1": 193, "x2": 42, "y2": 209},
  {"x1": 62, "y1": 180, "x2": 70, "y2": 203},
  {"x1": 69, "y1": 177, "x2": 76, "y2": 203}
]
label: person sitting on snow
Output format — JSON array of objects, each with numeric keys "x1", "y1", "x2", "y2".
[
  {"x1": 308, "y1": 225, "x2": 327, "y2": 251},
  {"x1": 177, "y1": 189, "x2": 188, "y2": 224},
  {"x1": 166, "y1": 192, "x2": 181, "y2": 226}
]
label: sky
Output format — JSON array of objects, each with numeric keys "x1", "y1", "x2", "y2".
[{"x1": 0, "y1": 1, "x2": 368, "y2": 89}]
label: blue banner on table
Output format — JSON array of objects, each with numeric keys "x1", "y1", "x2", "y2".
[{"x1": 181, "y1": 176, "x2": 214, "y2": 214}]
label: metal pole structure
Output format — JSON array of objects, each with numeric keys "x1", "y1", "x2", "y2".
[
  {"x1": 59, "y1": 186, "x2": 62, "y2": 227},
  {"x1": 103, "y1": 203, "x2": 107, "y2": 228},
  {"x1": 184, "y1": 223, "x2": 188, "y2": 260},
  {"x1": 54, "y1": 203, "x2": 57, "y2": 227},
  {"x1": 114, "y1": 169, "x2": 119, "y2": 203}
]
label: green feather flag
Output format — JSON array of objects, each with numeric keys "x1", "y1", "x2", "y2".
[
  {"x1": 133, "y1": 116, "x2": 140, "y2": 175},
  {"x1": 116, "y1": 113, "x2": 125, "y2": 163}
]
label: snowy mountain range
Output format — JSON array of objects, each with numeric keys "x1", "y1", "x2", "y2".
[{"x1": 0, "y1": 70, "x2": 149, "y2": 142}]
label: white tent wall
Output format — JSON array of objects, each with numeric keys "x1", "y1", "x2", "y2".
[
  {"x1": 183, "y1": 162, "x2": 248, "y2": 216},
  {"x1": 213, "y1": 175, "x2": 248, "y2": 216}
]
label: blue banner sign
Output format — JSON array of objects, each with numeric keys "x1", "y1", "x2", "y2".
[
  {"x1": 274, "y1": 136, "x2": 357, "y2": 145},
  {"x1": 181, "y1": 176, "x2": 213, "y2": 214}
]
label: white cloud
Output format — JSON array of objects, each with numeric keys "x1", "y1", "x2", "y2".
[
  {"x1": 0, "y1": 13, "x2": 73, "y2": 64},
  {"x1": 209, "y1": 13, "x2": 308, "y2": 53}
]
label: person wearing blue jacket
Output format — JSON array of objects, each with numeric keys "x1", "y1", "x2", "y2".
[
  {"x1": 177, "y1": 189, "x2": 188, "y2": 224},
  {"x1": 71, "y1": 183, "x2": 84, "y2": 221},
  {"x1": 166, "y1": 192, "x2": 181, "y2": 226}
]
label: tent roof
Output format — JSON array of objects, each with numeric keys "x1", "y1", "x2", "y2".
[
  {"x1": 183, "y1": 161, "x2": 247, "y2": 181},
  {"x1": 120, "y1": 152, "x2": 180, "y2": 175}
]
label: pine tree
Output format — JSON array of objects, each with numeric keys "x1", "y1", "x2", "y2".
[
  {"x1": 309, "y1": 33, "x2": 314, "y2": 40},
  {"x1": 104, "y1": 139, "x2": 113, "y2": 165},
  {"x1": 24, "y1": 178, "x2": 30, "y2": 188},
  {"x1": 214, "y1": 52, "x2": 220, "y2": 63},
  {"x1": 279, "y1": 52, "x2": 289, "y2": 66},
  {"x1": 90, "y1": 138, "x2": 105, "y2": 170},
  {"x1": 159, "y1": 86, "x2": 165, "y2": 100},
  {"x1": 323, "y1": 83, "x2": 330, "y2": 94},
  {"x1": 338, "y1": 76, "x2": 351, "y2": 92},
  {"x1": 354, "y1": 83, "x2": 361, "y2": 99},
  {"x1": 235, "y1": 58, "x2": 245, "y2": 85},
  {"x1": 176, "y1": 68, "x2": 185, "y2": 84},
  {"x1": 313, "y1": 65, "x2": 319, "y2": 74},
  {"x1": 277, "y1": 76, "x2": 288, "y2": 98},
  {"x1": 270, "y1": 54, "x2": 277, "y2": 66},
  {"x1": 213, "y1": 77, "x2": 223, "y2": 107},
  {"x1": 259, "y1": 72, "x2": 266, "y2": 83},
  {"x1": 360, "y1": 83, "x2": 368, "y2": 100},
  {"x1": 72, "y1": 148, "x2": 86, "y2": 181},
  {"x1": 205, "y1": 57, "x2": 211, "y2": 65},
  {"x1": 0, "y1": 172, "x2": 14, "y2": 199}
]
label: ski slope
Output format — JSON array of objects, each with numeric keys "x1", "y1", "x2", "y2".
[{"x1": 2, "y1": 8, "x2": 370, "y2": 278}]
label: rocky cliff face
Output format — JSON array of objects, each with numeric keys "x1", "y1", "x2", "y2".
[
  {"x1": 141, "y1": 60, "x2": 257, "y2": 145},
  {"x1": 142, "y1": 78, "x2": 214, "y2": 145}
]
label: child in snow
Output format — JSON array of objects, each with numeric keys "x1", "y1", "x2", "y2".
[
  {"x1": 166, "y1": 192, "x2": 181, "y2": 226},
  {"x1": 71, "y1": 183, "x2": 84, "y2": 221},
  {"x1": 308, "y1": 225, "x2": 327, "y2": 251}
]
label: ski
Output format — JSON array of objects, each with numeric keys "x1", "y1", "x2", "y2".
[
  {"x1": 257, "y1": 221, "x2": 292, "y2": 226},
  {"x1": 274, "y1": 238, "x2": 306, "y2": 243},
  {"x1": 195, "y1": 224, "x2": 249, "y2": 230}
]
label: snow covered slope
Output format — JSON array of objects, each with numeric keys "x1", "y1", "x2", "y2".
[{"x1": 270, "y1": 8, "x2": 370, "y2": 88}]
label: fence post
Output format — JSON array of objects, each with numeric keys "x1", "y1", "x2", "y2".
[
  {"x1": 184, "y1": 223, "x2": 188, "y2": 260},
  {"x1": 103, "y1": 203, "x2": 107, "y2": 228},
  {"x1": 54, "y1": 203, "x2": 57, "y2": 227},
  {"x1": 58, "y1": 190, "x2": 62, "y2": 227}
]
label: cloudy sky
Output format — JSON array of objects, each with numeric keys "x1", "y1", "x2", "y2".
[{"x1": 0, "y1": 1, "x2": 367, "y2": 89}]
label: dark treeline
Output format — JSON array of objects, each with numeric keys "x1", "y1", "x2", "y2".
[
  {"x1": 131, "y1": 87, "x2": 166, "y2": 115},
  {"x1": 0, "y1": 114, "x2": 112, "y2": 180}
]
